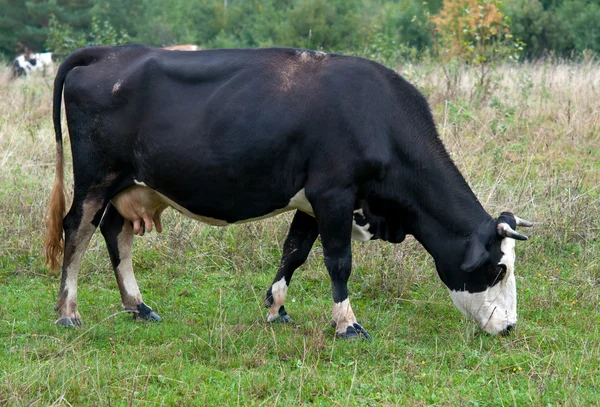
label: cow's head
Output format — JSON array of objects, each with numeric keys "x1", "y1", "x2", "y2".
[{"x1": 438, "y1": 212, "x2": 532, "y2": 335}]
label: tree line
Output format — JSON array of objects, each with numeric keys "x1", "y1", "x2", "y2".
[{"x1": 1, "y1": 0, "x2": 598, "y2": 61}]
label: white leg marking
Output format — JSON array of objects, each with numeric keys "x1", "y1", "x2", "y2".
[
  {"x1": 267, "y1": 277, "x2": 288, "y2": 322},
  {"x1": 332, "y1": 299, "x2": 357, "y2": 334},
  {"x1": 58, "y1": 201, "x2": 101, "y2": 319},
  {"x1": 115, "y1": 222, "x2": 142, "y2": 309},
  {"x1": 61, "y1": 232, "x2": 92, "y2": 318}
]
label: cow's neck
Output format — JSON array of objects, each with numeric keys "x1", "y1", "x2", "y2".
[{"x1": 391, "y1": 151, "x2": 493, "y2": 254}]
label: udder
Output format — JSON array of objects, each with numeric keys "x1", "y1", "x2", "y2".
[{"x1": 111, "y1": 185, "x2": 169, "y2": 235}]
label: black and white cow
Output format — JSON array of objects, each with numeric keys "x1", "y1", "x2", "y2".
[
  {"x1": 11, "y1": 52, "x2": 54, "y2": 78},
  {"x1": 45, "y1": 45, "x2": 532, "y2": 338}
]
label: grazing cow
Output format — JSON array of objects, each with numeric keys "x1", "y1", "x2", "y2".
[
  {"x1": 163, "y1": 44, "x2": 201, "y2": 51},
  {"x1": 11, "y1": 52, "x2": 54, "y2": 78},
  {"x1": 45, "y1": 45, "x2": 532, "y2": 338}
]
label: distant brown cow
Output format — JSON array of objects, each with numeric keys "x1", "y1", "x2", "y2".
[{"x1": 163, "y1": 44, "x2": 201, "y2": 51}]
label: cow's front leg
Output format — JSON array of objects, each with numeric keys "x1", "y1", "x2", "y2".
[
  {"x1": 55, "y1": 198, "x2": 105, "y2": 327},
  {"x1": 265, "y1": 210, "x2": 319, "y2": 322},
  {"x1": 100, "y1": 203, "x2": 161, "y2": 321},
  {"x1": 309, "y1": 188, "x2": 371, "y2": 340}
]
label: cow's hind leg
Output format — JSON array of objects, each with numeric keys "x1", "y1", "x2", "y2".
[
  {"x1": 307, "y1": 188, "x2": 371, "y2": 340},
  {"x1": 264, "y1": 210, "x2": 319, "y2": 323},
  {"x1": 55, "y1": 198, "x2": 106, "y2": 327},
  {"x1": 100, "y1": 203, "x2": 161, "y2": 321}
]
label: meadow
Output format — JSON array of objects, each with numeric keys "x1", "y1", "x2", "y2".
[{"x1": 0, "y1": 57, "x2": 599, "y2": 406}]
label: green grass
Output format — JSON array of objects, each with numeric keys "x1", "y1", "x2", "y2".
[{"x1": 1, "y1": 61, "x2": 599, "y2": 406}]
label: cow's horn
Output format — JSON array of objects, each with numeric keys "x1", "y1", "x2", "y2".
[
  {"x1": 515, "y1": 216, "x2": 533, "y2": 227},
  {"x1": 497, "y1": 223, "x2": 528, "y2": 241}
]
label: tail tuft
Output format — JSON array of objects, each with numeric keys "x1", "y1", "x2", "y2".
[
  {"x1": 43, "y1": 47, "x2": 103, "y2": 272},
  {"x1": 44, "y1": 142, "x2": 66, "y2": 272}
]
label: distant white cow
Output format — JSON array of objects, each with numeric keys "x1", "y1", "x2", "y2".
[{"x1": 11, "y1": 52, "x2": 54, "y2": 78}]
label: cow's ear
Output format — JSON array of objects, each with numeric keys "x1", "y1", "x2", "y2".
[{"x1": 461, "y1": 238, "x2": 489, "y2": 272}]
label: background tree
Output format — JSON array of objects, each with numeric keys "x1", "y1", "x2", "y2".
[
  {"x1": 551, "y1": 0, "x2": 600, "y2": 55},
  {"x1": 0, "y1": 0, "x2": 598, "y2": 60},
  {"x1": 503, "y1": 0, "x2": 547, "y2": 58},
  {"x1": 0, "y1": 0, "x2": 93, "y2": 57}
]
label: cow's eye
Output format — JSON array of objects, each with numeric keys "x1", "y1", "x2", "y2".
[{"x1": 487, "y1": 264, "x2": 507, "y2": 286}]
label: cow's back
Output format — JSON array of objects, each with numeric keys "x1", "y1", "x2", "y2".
[{"x1": 60, "y1": 45, "x2": 432, "y2": 221}]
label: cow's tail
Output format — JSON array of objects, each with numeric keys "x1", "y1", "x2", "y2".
[{"x1": 45, "y1": 47, "x2": 107, "y2": 271}]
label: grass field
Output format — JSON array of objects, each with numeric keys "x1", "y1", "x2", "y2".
[{"x1": 0, "y1": 58, "x2": 599, "y2": 406}]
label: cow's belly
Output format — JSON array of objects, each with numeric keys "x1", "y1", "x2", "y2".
[
  {"x1": 111, "y1": 183, "x2": 372, "y2": 241},
  {"x1": 111, "y1": 183, "x2": 314, "y2": 230}
]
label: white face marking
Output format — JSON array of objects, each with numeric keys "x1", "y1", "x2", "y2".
[
  {"x1": 449, "y1": 238, "x2": 517, "y2": 334},
  {"x1": 266, "y1": 277, "x2": 288, "y2": 322},
  {"x1": 332, "y1": 298, "x2": 357, "y2": 334}
]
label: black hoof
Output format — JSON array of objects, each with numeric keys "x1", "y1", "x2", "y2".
[
  {"x1": 56, "y1": 317, "x2": 83, "y2": 328},
  {"x1": 336, "y1": 323, "x2": 371, "y2": 340},
  {"x1": 137, "y1": 311, "x2": 162, "y2": 322},
  {"x1": 134, "y1": 302, "x2": 162, "y2": 322},
  {"x1": 267, "y1": 305, "x2": 293, "y2": 323}
]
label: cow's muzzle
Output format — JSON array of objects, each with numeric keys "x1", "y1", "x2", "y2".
[{"x1": 500, "y1": 324, "x2": 515, "y2": 336}]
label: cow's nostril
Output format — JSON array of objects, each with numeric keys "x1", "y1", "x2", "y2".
[{"x1": 500, "y1": 324, "x2": 515, "y2": 336}]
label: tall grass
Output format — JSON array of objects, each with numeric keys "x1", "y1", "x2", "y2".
[{"x1": 0, "y1": 59, "x2": 598, "y2": 406}]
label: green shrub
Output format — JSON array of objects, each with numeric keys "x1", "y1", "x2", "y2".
[
  {"x1": 45, "y1": 14, "x2": 129, "y2": 59},
  {"x1": 45, "y1": 15, "x2": 86, "y2": 59}
]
